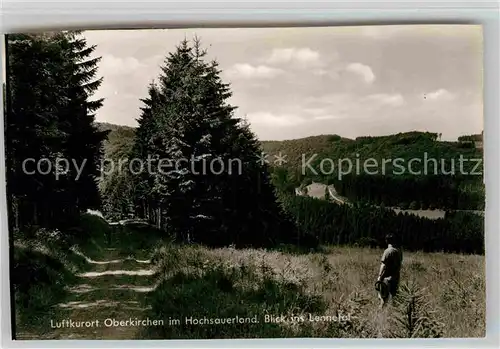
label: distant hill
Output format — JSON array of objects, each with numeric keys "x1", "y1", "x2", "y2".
[
  {"x1": 457, "y1": 132, "x2": 483, "y2": 149},
  {"x1": 96, "y1": 122, "x2": 135, "y2": 160},
  {"x1": 96, "y1": 122, "x2": 484, "y2": 178},
  {"x1": 262, "y1": 131, "x2": 483, "y2": 176},
  {"x1": 261, "y1": 134, "x2": 353, "y2": 168},
  {"x1": 457, "y1": 132, "x2": 483, "y2": 142},
  {"x1": 96, "y1": 122, "x2": 484, "y2": 210},
  {"x1": 96, "y1": 122, "x2": 135, "y2": 133}
]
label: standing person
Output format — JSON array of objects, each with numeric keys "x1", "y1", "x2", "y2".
[{"x1": 376, "y1": 234, "x2": 403, "y2": 307}]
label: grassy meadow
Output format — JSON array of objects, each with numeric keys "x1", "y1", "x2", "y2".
[
  {"x1": 12, "y1": 215, "x2": 485, "y2": 340},
  {"x1": 144, "y1": 243, "x2": 485, "y2": 339}
]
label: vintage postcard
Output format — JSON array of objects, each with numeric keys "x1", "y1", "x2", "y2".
[{"x1": 3, "y1": 25, "x2": 484, "y2": 340}]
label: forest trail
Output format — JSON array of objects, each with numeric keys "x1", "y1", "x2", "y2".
[{"x1": 16, "y1": 226, "x2": 159, "y2": 340}]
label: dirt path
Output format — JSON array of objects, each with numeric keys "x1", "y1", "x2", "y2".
[{"x1": 17, "y1": 241, "x2": 158, "y2": 340}]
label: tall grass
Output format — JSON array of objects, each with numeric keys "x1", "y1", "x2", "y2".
[
  {"x1": 12, "y1": 213, "x2": 112, "y2": 335},
  {"x1": 144, "y1": 244, "x2": 485, "y2": 339},
  {"x1": 11, "y1": 215, "x2": 485, "y2": 339}
]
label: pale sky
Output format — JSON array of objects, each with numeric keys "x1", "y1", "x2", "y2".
[{"x1": 83, "y1": 25, "x2": 483, "y2": 141}]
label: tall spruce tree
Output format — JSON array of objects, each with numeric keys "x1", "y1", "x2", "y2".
[
  {"x1": 132, "y1": 38, "x2": 298, "y2": 247},
  {"x1": 6, "y1": 33, "x2": 69, "y2": 229},
  {"x1": 5, "y1": 32, "x2": 106, "y2": 230},
  {"x1": 59, "y1": 31, "x2": 108, "y2": 213},
  {"x1": 130, "y1": 83, "x2": 164, "y2": 221}
]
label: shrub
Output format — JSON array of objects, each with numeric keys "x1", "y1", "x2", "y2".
[
  {"x1": 144, "y1": 250, "x2": 327, "y2": 339},
  {"x1": 13, "y1": 247, "x2": 77, "y2": 328},
  {"x1": 389, "y1": 281, "x2": 444, "y2": 338}
]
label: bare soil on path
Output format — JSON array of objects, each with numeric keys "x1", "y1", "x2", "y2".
[{"x1": 16, "y1": 236, "x2": 158, "y2": 340}]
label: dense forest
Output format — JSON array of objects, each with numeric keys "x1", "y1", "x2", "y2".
[
  {"x1": 97, "y1": 127, "x2": 485, "y2": 254},
  {"x1": 263, "y1": 132, "x2": 484, "y2": 210},
  {"x1": 5, "y1": 32, "x2": 107, "y2": 233},
  {"x1": 5, "y1": 33, "x2": 485, "y2": 255},
  {"x1": 279, "y1": 193, "x2": 483, "y2": 254},
  {"x1": 100, "y1": 125, "x2": 485, "y2": 211}
]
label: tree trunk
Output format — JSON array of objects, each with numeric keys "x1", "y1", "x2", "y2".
[{"x1": 156, "y1": 208, "x2": 161, "y2": 229}]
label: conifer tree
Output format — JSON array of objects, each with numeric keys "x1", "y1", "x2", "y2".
[
  {"x1": 6, "y1": 33, "x2": 70, "y2": 229},
  {"x1": 132, "y1": 38, "x2": 298, "y2": 247},
  {"x1": 130, "y1": 83, "x2": 164, "y2": 221},
  {"x1": 5, "y1": 31, "x2": 106, "y2": 230},
  {"x1": 60, "y1": 31, "x2": 108, "y2": 213}
]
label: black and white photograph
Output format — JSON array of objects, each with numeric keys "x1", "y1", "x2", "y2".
[{"x1": 3, "y1": 24, "x2": 485, "y2": 340}]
